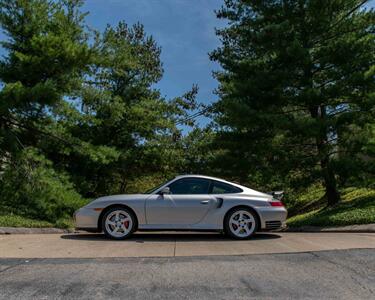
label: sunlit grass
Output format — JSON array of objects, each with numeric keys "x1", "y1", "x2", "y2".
[
  {"x1": 0, "y1": 214, "x2": 75, "y2": 229},
  {"x1": 0, "y1": 214, "x2": 53, "y2": 228},
  {"x1": 287, "y1": 188, "x2": 375, "y2": 227}
]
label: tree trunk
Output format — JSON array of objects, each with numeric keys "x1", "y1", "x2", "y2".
[
  {"x1": 310, "y1": 105, "x2": 341, "y2": 206},
  {"x1": 119, "y1": 175, "x2": 127, "y2": 194},
  {"x1": 320, "y1": 156, "x2": 340, "y2": 205}
]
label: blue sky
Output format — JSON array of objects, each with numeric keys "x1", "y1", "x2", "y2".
[
  {"x1": 82, "y1": 0, "x2": 226, "y2": 127},
  {"x1": 82, "y1": 0, "x2": 375, "y2": 128}
]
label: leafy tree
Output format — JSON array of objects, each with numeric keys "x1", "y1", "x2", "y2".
[
  {"x1": 179, "y1": 127, "x2": 216, "y2": 175},
  {"x1": 211, "y1": 0, "x2": 375, "y2": 205},
  {"x1": 0, "y1": 0, "x2": 91, "y2": 153},
  {"x1": 0, "y1": 0, "x2": 119, "y2": 192},
  {"x1": 0, "y1": 0, "x2": 201, "y2": 204},
  {"x1": 0, "y1": 147, "x2": 86, "y2": 224},
  {"x1": 0, "y1": 0, "x2": 95, "y2": 218},
  {"x1": 63, "y1": 21, "x2": 200, "y2": 196}
]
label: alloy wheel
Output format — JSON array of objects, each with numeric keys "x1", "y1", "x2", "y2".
[
  {"x1": 227, "y1": 209, "x2": 256, "y2": 239},
  {"x1": 104, "y1": 209, "x2": 133, "y2": 239}
]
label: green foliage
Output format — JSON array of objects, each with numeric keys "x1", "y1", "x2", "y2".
[
  {"x1": 287, "y1": 188, "x2": 375, "y2": 227},
  {"x1": 0, "y1": 0, "x2": 91, "y2": 113},
  {"x1": 61, "y1": 21, "x2": 200, "y2": 197},
  {"x1": 54, "y1": 217, "x2": 75, "y2": 229},
  {"x1": 0, "y1": 0, "x2": 203, "y2": 226},
  {"x1": 284, "y1": 183, "x2": 326, "y2": 216},
  {"x1": 0, "y1": 148, "x2": 88, "y2": 222},
  {"x1": 0, "y1": 214, "x2": 53, "y2": 228},
  {"x1": 210, "y1": 0, "x2": 375, "y2": 205}
]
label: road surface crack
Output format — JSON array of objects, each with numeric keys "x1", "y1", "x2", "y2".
[
  {"x1": 309, "y1": 252, "x2": 374, "y2": 295},
  {"x1": 0, "y1": 258, "x2": 38, "y2": 275}
]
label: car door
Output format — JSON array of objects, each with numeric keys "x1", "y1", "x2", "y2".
[{"x1": 145, "y1": 178, "x2": 213, "y2": 225}]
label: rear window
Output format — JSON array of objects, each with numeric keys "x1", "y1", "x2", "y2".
[{"x1": 210, "y1": 181, "x2": 242, "y2": 194}]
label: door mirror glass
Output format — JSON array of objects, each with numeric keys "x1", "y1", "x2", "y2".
[{"x1": 159, "y1": 187, "x2": 170, "y2": 195}]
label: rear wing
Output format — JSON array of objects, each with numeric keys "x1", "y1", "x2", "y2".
[{"x1": 267, "y1": 191, "x2": 284, "y2": 201}]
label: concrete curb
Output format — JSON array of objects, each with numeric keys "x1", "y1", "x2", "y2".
[
  {"x1": 285, "y1": 224, "x2": 375, "y2": 233},
  {"x1": 0, "y1": 227, "x2": 76, "y2": 235}
]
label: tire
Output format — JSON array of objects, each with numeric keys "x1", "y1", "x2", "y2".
[
  {"x1": 102, "y1": 207, "x2": 137, "y2": 240},
  {"x1": 224, "y1": 207, "x2": 258, "y2": 240}
]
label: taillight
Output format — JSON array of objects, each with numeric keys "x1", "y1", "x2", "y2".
[{"x1": 269, "y1": 201, "x2": 284, "y2": 207}]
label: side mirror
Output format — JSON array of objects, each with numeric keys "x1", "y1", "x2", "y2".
[{"x1": 158, "y1": 187, "x2": 170, "y2": 195}]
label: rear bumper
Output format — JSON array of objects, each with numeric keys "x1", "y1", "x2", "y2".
[
  {"x1": 257, "y1": 206, "x2": 287, "y2": 230},
  {"x1": 260, "y1": 221, "x2": 286, "y2": 231}
]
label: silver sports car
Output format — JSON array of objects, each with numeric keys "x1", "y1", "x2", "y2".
[{"x1": 74, "y1": 175, "x2": 287, "y2": 240}]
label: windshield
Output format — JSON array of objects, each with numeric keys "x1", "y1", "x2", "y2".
[{"x1": 144, "y1": 178, "x2": 174, "y2": 194}]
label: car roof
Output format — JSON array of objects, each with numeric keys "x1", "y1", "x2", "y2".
[
  {"x1": 174, "y1": 174, "x2": 242, "y2": 187},
  {"x1": 158, "y1": 174, "x2": 270, "y2": 198}
]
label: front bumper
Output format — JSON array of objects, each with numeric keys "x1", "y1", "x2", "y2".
[{"x1": 74, "y1": 207, "x2": 101, "y2": 230}]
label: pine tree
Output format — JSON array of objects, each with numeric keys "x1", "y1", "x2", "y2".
[
  {"x1": 211, "y1": 0, "x2": 375, "y2": 205},
  {"x1": 0, "y1": 0, "x2": 92, "y2": 220},
  {"x1": 0, "y1": 1, "x2": 201, "y2": 216},
  {"x1": 0, "y1": 0, "x2": 91, "y2": 154}
]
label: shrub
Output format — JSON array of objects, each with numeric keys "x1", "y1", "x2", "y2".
[{"x1": 0, "y1": 148, "x2": 88, "y2": 223}]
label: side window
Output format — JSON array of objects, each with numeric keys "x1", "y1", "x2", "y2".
[
  {"x1": 168, "y1": 178, "x2": 211, "y2": 195},
  {"x1": 211, "y1": 181, "x2": 242, "y2": 194}
]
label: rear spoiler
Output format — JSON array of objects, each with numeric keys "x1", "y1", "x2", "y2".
[{"x1": 267, "y1": 191, "x2": 284, "y2": 201}]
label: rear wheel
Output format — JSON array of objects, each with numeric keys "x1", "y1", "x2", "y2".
[
  {"x1": 102, "y1": 207, "x2": 136, "y2": 240},
  {"x1": 224, "y1": 208, "x2": 258, "y2": 239}
]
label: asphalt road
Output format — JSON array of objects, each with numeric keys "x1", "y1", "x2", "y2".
[
  {"x1": 0, "y1": 248, "x2": 374, "y2": 299},
  {"x1": 1, "y1": 232, "x2": 375, "y2": 299}
]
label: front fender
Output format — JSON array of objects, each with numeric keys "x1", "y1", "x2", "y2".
[{"x1": 86, "y1": 198, "x2": 147, "y2": 226}]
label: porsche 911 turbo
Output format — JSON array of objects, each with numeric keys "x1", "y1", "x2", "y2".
[{"x1": 74, "y1": 175, "x2": 287, "y2": 239}]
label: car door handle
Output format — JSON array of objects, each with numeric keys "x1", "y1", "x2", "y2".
[{"x1": 200, "y1": 200, "x2": 210, "y2": 204}]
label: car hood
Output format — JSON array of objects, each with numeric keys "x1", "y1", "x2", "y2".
[{"x1": 88, "y1": 194, "x2": 146, "y2": 205}]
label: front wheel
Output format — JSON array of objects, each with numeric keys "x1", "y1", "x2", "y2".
[
  {"x1": 224, "y1": 208, "x2": 258, "y2": 239},
  {"x1": 102, "y1": 207, "x2": 136, "y2": 240}
]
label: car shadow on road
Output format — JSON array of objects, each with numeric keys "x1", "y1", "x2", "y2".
[{"x1": 60, "y1": 232, "x2": 281, "y2": 243}]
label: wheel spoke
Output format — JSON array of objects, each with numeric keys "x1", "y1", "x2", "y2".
[
  {"x1": 230, "y1": 220, "x2": 239, "y2": 226},
  {"x1": 107, "y1": 221, "x2": 116, "y2": 226}
]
